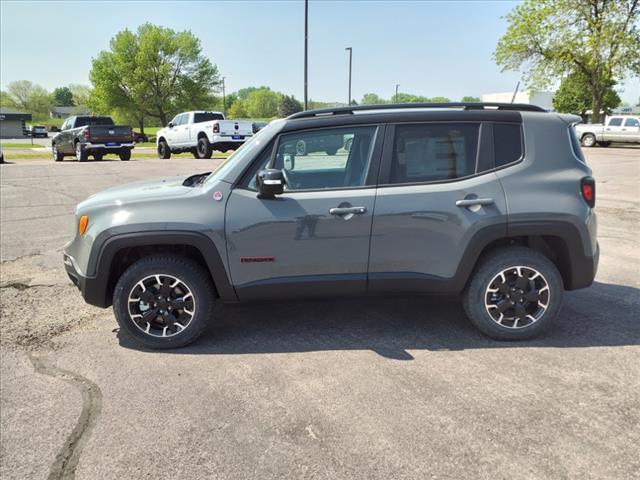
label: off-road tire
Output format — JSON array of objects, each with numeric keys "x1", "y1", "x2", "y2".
[
  {"x1": 196, "y1": 136, "x2": 213, "y2": 159},
  {"x1": 93, "y1": 153, "x2": 103, "y2": 161},
  {"x1": 157, "y1": 140, "x2": 171, "y2": 159},
  {"x1": 113, "y1": 255, "x2": 215, "y2": 349},
  {"x1": 581, "y1": 133, "x2": 596, "y2": 147},
  {"x1": 598, "y1": 141, "x2": 611, "y2": 147},
  {"x1": 462, "y1": 246, "x2": 564, "y2": 341},
  {"x1": 119, "y1": 149, "x2": 131, "y2": 161},
  {"x1": 75, "y1": 142, "x2": 88, "y2": 162}
]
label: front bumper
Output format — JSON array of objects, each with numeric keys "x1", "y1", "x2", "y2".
[{"x1": 63, "y1": 252, "x2": 110, "y2": 308}]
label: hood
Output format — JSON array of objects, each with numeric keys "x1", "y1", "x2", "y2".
[{"x1": 78, "y1": 175, "x2": 193, "y2": 210}]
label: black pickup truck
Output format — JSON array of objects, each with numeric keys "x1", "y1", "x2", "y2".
[{"x1": 52, "y1": 116, "x2": 134, "y2": 162}]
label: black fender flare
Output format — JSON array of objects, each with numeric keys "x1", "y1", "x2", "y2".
[{"x1": 87, "y1": 230, "x2": 236, "y2": 307}]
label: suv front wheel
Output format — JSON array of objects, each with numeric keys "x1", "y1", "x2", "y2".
[
  {"x1": 113, "y1": 255, "x2": 215, "y2": 349},
  {"x1": 463, "y1": 247, "x2": 564, "y2": 340}
]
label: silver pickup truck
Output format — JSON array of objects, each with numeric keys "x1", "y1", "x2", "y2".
[{"x1": 574, "y1": 115, "x2": 640, "y2": 147}]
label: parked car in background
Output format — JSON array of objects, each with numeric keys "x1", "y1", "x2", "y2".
[
  {"x1": 156, "y1": 111, "x2": 253, "y2": 159},
  {"x1": 132, "y1": 131, "x2": 149, "y2": 143},
  {"x1": 32, "y1": 125, "x2": 48, "y2": 138},
  {"x1": 64, "y1": 102, "x2": 599, "y2": 349},
  {"x1": 574, "y1": 115, "x2": 640, "y2": 147},
  {"x1": 49, "y1": 126, "x2": 61, "y2": 133},
  {"x1": 52, "y1": 115, "x2": 134, "y2": 162},
  {"x1": 23, "y1": 126, "x2": 32, "y2": 137}
]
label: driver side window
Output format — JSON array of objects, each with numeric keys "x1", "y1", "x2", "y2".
[{"x1": 272, "y1": 126, "x2": 377, "y2": 191}]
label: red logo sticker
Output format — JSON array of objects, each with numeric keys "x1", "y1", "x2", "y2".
[{"x1": 213, "y1": 191, "x2": 223, "y2": 201}]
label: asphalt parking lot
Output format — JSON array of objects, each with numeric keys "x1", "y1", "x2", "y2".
[{"x1": 1, "y1": 148, "x2": 639, "y2": 479}]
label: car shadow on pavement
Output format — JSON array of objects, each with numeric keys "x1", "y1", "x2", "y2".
[{"x1": 117, "y1": 281, "x2": 640, "y2": 359}]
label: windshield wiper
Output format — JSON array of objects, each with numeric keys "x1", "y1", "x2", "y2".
[{"x1": 182, "y1": 172, "x2": 211, "y2": 187}]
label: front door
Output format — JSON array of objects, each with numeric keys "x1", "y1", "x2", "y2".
[
  {"x1": 603, "y1": 117, "x2": 624, "y2": 141},
  {"x1": 225, "y1": 125, "x2": 383, "y2": 300}
]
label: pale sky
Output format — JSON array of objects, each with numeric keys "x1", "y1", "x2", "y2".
[{"x1": 1, "y1": 0, "x2": 638, "y2": 104}]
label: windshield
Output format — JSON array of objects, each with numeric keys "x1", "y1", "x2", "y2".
[
  {"x1": 205, "y1": 119, "x2": 284, "y2": 184},
  {"x1": 194, "y1": 112, "x2": 224, "y2": 123}
]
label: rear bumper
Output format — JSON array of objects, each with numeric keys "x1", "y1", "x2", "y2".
[
  {"x1": 63, "y1": 252, "x2": 110, "y2": 308},
  {"x1": 84, "y1": 142, "x2": 134, "y2": 149}
]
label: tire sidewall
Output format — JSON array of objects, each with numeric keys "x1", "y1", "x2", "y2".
[
  {"x1": 113, "y1": 256, "x2": 214, "y2": 349},
  {"x1": 582, "y1": 134, "x2": 596, "y2": 147},
  {"x1": 463, "y1": 247, "x2": 564, "y2": 340}
]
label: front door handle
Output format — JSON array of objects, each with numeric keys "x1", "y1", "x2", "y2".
[
  {"x1": 456, "y1": 198, "x2": 494, "y2": 207},
  {"x1": 329, "y1": 206, "x2": 367, "y2": 215}
]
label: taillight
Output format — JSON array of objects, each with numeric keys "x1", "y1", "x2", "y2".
[
  {"x1": 581, "y1": 176, "x2": 595, "y2": 208},
  {"x1": 213, "y1": 123, "x2": 220, "y2": 133},
  {"x1": 82, "y1": 128, "x2": 90, "y2": 140}
]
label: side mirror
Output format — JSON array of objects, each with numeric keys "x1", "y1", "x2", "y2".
[
  {"x1": 256, "y1": 169, "x2": 285, "y2": 198},
  {"x1": 168, "y1": 122, "x2": 174, "y2": 128}
]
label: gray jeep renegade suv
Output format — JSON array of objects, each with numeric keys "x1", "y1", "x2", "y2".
[{"x1": 63, "y1": 103, "x2": 599, "y2": 349}]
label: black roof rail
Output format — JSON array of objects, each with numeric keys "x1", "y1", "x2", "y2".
[{"x1": 288, "y1": 102, "x2": 546, "y2": 119}]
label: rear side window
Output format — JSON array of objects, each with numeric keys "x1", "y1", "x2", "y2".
[
  {"x1": 494, "y1": 123, "x2": 523, "y2": 167},
  {"x1": 608, "y1": 117, "x2": 623, "y2": 126},
  {"x1": 194, "y1": 112, "x2": 224, "y2": 123},
  {"x1": 624, "y1": 117, "x2": 639, "y2": 127},
  {"x1": 389, "y1": 123, "x2": 479, "y2": 184}
]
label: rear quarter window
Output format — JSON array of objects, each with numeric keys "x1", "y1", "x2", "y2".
[
  {"x1": 569, "y1": 126, "x2": 586, "y2": 163},
  {"x1": 493, "y1": 123, "x2": 523, "y2": 167}
]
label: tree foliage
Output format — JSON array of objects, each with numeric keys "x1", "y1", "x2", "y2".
[
  {"x1": 68, "y1": 84, "x2": 92, "y2": 108},
  {"x1": 228, "y1": 100, "x2": 249, "y2": 118},
  {"x1": 5, "y1": 80, "x2": 53, "y2": 115},
  {"x1": 245, "y1": 88, "x2": 280, "y2": 118},
  {"x1": 361, "y1": 93, "x2": 387, "y2": 105},
  {"x1": 277, "y1": 94, "x2": 303, "y2": 117},
  {"x1": 89, "y1": 23, "x2": 220, "y2": 127},
  {"x1": 53, "y1": 87, "x2": 74, "y2": 106},
  {"x1": 461, "y1": 96, "x2": 481, "y2": 102},
  {"x1": 494, "y1": 0, "x2": 640, "y2": 122},
  {"x1": 553, "y1": 70, "x2": 620, "y2": 116}
]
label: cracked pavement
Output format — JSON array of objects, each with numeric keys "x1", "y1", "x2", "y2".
[{"x1": 1, "y1": 152, "x2": 639, "y2": 479}]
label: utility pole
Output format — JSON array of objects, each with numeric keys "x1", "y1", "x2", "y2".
[
  {"x1": 222, "y1": 76, "x2": 226, "y2": 116},
  {"x1": 345, "y1": 47, "x2": 352, "y2": 105},
  {"x1": 304, "y1": 0, "x2": 309, "y2": 110},
  {"x1": 395, "y1": 84, "x2": 400, "y2": 103}
]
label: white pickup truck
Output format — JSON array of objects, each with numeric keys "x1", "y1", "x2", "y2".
[
  {"x1": 574, "y1": 115, "x2": 640, "y2": 147},
  {"x1": 156, "y1": 111, "x2": 254, "y2": 159}
]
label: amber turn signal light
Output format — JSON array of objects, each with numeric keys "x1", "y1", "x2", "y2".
[{"x1": 78, "y1": 215, "x2": 89, "y2": 235}]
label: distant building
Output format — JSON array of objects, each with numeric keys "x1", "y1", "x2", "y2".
[
  {"x1": 612, "y1": 105, "x2": 640, "y2": 115},
  {"x1": 0, "y1": 107, "x2": 32, "y2": 138},
  {"x1": 50, "y1": 106, "x2": 90, "y2": 119},
  {"x1": 481, "y1": 91, "x2": 555, "y2": 111}
]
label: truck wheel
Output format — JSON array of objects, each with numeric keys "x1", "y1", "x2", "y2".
[
  {"x1": 52, "y1": 144, "x2": 64, "y2": 162},
  {"x1": 112, "y1": 255, "x2": 215, "y2": 349},
  {"x1": 119, "y1": 149, "x2": 131, "y2": 161},
  {"x1": 158, "y1": 140, "x2": 171, "y2": 159},
  {"x1": 93, "y1": 153, "x2": 103, "y2": 161},
  {"x1": 462, "y1": 246, "x2": 563, "y2": 341},
  {"x1": 325, "y1": 147, "x2": 338, "y2": 155},
  {"x1": 598, "y1": 141, "x2": 611, "y2": 147},
  {"x1": 196, "y1": 136, "x2": 213, "y2": 159},
  {"x1": 75, "y1": 142, "x2": 88, "y2": 162},
  {"x1": 581, "y1": 133, "x2": 596, "y2": 147}
]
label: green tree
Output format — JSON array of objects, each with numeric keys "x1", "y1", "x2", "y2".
[
  {"x1": 246, "y1": 88, "x2": 279, "y2": 118},
  {"x1": 429, "y1": 96, "x2": 451, "y2": 103},
  {"x1": 0, "y1": 91, "x2": 16, "y2": 109},
  {"x1": 89, "y1": 23, "x2": 220, "y2": 129},
  {"x1": 461, "y1": 96, "x2": 481, "y2": 102},
  {"x1": 553, "y1": 70, "x2": 620, "y2": 116},
  {"x1": 277, "y1": 94, "x2": 303, "y2": 117},
  {"x1": 53, "y1": 87, "x2": 74, "y2": 106},
  {"x1": 5, "y1": 80, "x2": 53, "y2": 115},
  {"x1": 494, "y1": 0, "x2": 640, "y2": 123},
  {"x1": 236, "y1": 86, "x2": 269, "y2": 100},
  {"x1": 228, "y1": 100, "x2": 248, "y2": 118},
  {"x1": 361, "y1": 93, "x2": 387, "y2": 105},
  {"x1": 68, "y1": 84, "x2": 92, "y2": 108}
]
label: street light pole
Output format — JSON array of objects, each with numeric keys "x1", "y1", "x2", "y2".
[
  {"x1": 304, "y1": 0, "x2": 309, "y2": 110},
  {"x1": 222, "y1": 76, "x2": 226, "y2": 116},
  {"x1": 395, "y1": 84, "x2": 400, "y2": 103},
  {"x1": 345, "y1": 47, "x2": 352, "y2": 105}
]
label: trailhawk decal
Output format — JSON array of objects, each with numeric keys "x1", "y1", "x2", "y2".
[{"x1": 240, "y1": 256, "x2": 275, "y2": 263}]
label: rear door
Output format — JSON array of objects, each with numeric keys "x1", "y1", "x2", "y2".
[
  {"x1": 368, "y1": 121, "x2": 509, "y2": 293},
  {"x1": 225, "y1": 125, "x2": 384, "y2": 300}
]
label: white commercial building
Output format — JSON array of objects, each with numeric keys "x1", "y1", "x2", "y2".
[{"x1": 481, "y1": 91, "x2": 555, "y2": 111}]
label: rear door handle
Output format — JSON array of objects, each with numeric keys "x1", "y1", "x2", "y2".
[
  {"x1": 329, "y1": 206, "x2": 367, "y2": 215},
  {"x1": 456, "y1": 198, "x2": 494, "y2": 207}
]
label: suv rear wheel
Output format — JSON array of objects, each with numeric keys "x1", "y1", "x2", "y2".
[
  {"x1": 113, "y1": 255, "x2": 215, "y2": 349},
  {"x1": 462, "y1": 247, "x2": 563, "y2": 340}
]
